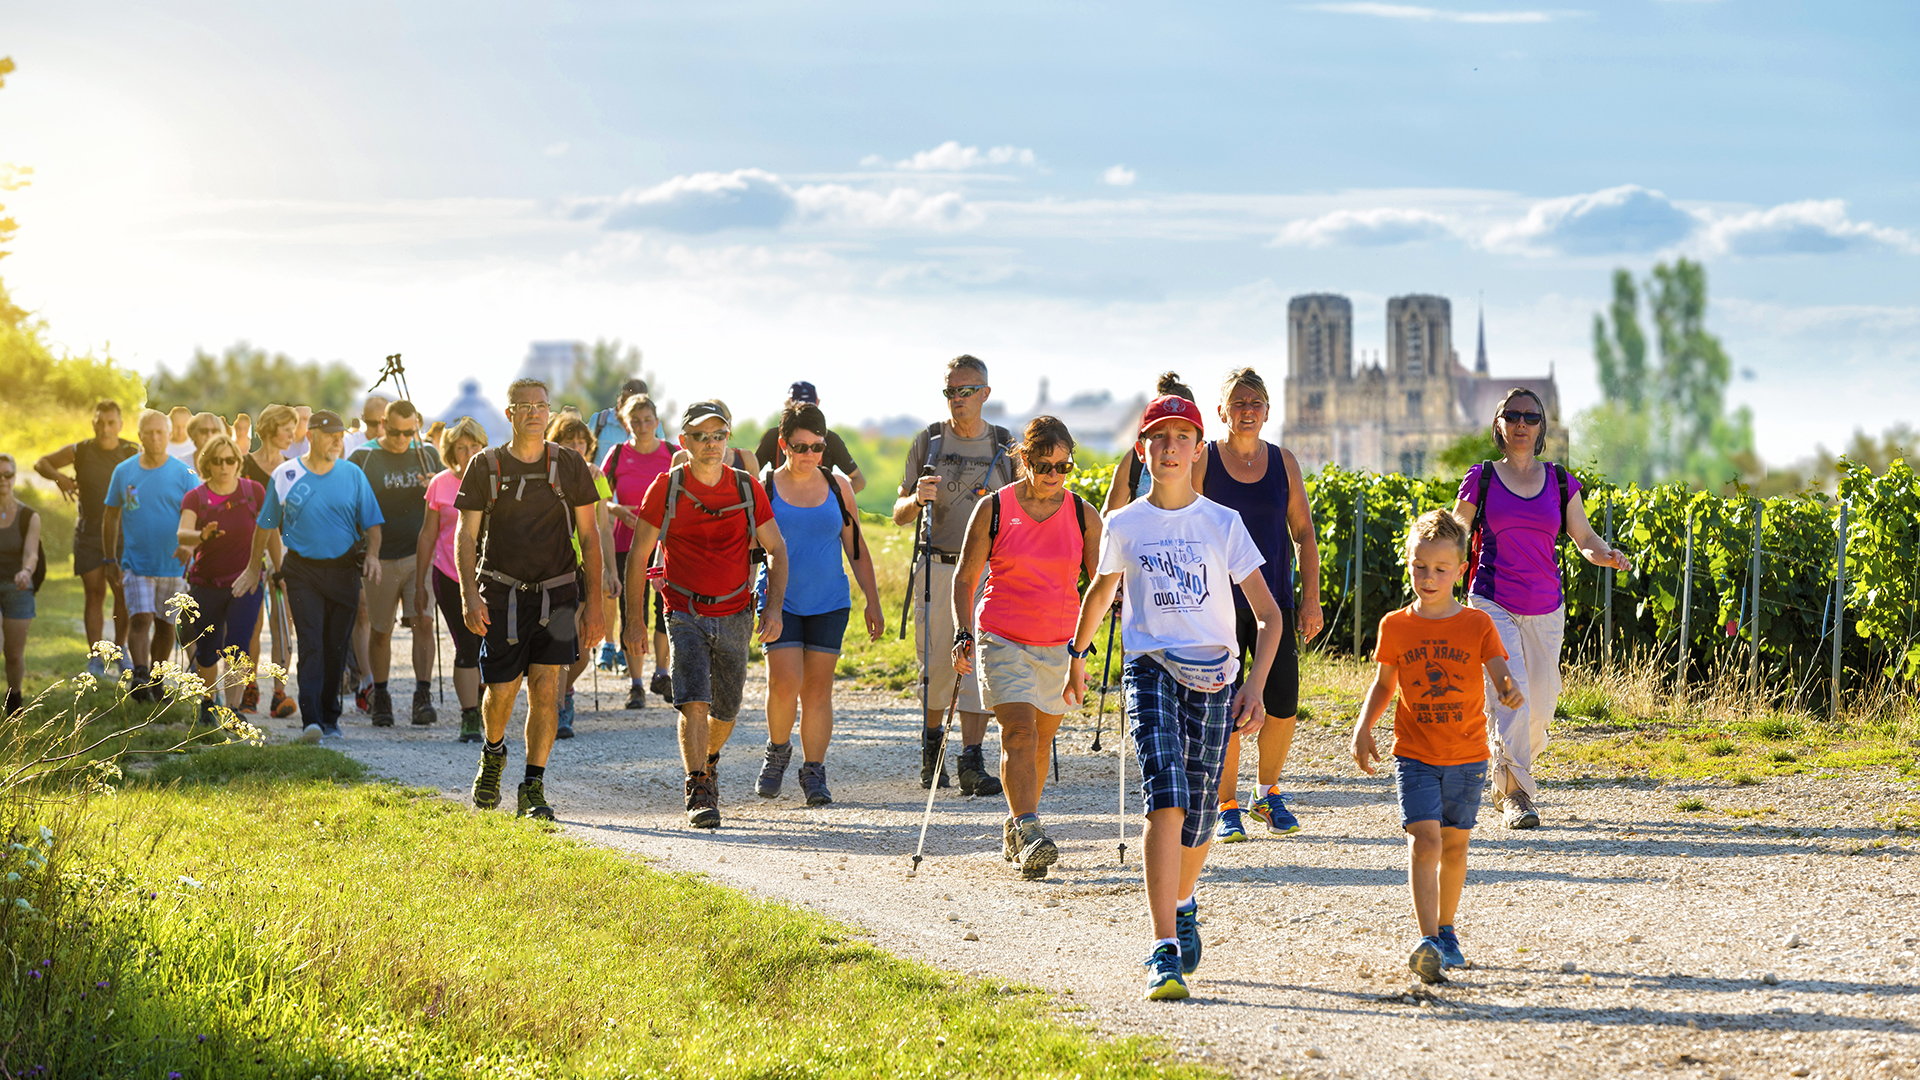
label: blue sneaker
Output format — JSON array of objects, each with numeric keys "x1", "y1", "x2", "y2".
[
  {"x1": 1249, "y1": 791, "x2": 1301, "y2": 835},
  {"x1": 1409, "y1": 936, "x2": 1447, "y2": 985},
  {"x1": 1174, "y1": 902, "x2": 1201, "y2": 975},
  {"x1": 1143, "y1": 943, "x2": 1189, "y2": 1000},
  {"x1": 556, "y1": 693, "x2": 575, "y2": 739},
  {"x1": 1214, "y1": 807, "x2": 1249, "y2": 843},
  {"x1": 1436, "y1": 925, "x2": 1467, "y2": 969},
  {"x1": 596, "y1": 642, "x2": 624, "y2": 671}
]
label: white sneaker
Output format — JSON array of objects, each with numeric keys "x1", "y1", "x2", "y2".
[{"x1": 300, "y1": 723, "x2": 323, "y2": 744}]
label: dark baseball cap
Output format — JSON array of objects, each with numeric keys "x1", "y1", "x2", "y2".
[
  {"x1": 788, "y1": 381, "x2": 819, "y2": 404},
  {"x1": 681, "y1": 400, "x2": 729, "y2": 429},
  {"x1": 308, "y1": 410, "x2": 347, "y2": 435}
]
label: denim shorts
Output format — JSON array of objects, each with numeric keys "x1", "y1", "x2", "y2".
[
  {"x1": 765, "y1": 606, "x2": 850, "y2": 655},
  {"x1": 667, "y1": 609, "x2": 753, "y2": 721},
  {"x1": 1126, "y1": 656, "x2": 1234, "y2": 848},
  {"x1": 0, "y1": 580, "x2": 34, "y2": 620},
  {"x1": 1393, "y1": 756, "x2": 1489, "y2": 831}
]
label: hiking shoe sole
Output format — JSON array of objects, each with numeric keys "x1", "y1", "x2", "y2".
[
  {"x1": 1505, "y1": 808, "x2": 1541, "y2": 829},
  {"x1": 1409, "y1": 939, "x2": 1449, "y2": 985},
  {"x1": 688, "y1": 807, "x2": 720, "y2": 829},
  {"x1": 1018, "y1": 837, "x2": 1059, "y2": 880}
]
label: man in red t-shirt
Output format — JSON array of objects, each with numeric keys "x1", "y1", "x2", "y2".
[{"x1": 625, "y1": 400, "x2": 789, "y2": 829}]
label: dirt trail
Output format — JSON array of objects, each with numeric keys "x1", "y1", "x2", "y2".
[{"x1": 310, "y1": 626, "x2": 1919, "y2": 1079}]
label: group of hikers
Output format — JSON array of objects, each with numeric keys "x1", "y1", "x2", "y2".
[{"x1": 0, "y1": 354, "x2": 1634, "y2": 999}]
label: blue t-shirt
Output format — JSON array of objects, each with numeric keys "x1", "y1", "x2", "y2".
[
  {"x1": 257, "y1": 457, "x2": 384, "y2": 561},
  {"x1": 104, "y1": 456, "x2": 199, "y2": 578}
]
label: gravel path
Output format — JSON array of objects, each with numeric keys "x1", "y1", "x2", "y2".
[{"x1": 311, "y1": 627, "x2": 1919, "y2": 1079}]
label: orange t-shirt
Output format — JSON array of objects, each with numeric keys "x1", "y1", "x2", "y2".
[{"x1": 1372, "y1": 604, "x2": 1508, "y2": 766}]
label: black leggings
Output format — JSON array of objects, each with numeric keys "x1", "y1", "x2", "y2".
[
  {"x1": 1234, "y1": 605, "x2": 1300, "y2": 719},
  {"x1": 432, "y1": 567, "x2": 482, "y2": 669}
]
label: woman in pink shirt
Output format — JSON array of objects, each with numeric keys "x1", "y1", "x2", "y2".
[
  {"x1": 415, "y1": 416, "x2": 489, "y2": 743},
  {"x1": 951, "y1": 416, "x2": 1102, "y2": 880},
  {"x1": 1453, "y1": 389, "x2": 1632, "y2": 830},
  {"x1": 602, "y1": 394, "x2": 676, "y2": 710}
]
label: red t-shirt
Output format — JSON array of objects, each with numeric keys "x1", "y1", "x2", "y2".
[
  {"x1": 637, "y1": 467, "x2": 773, "y2": 616},
  {"x1": 181, "y1": 480, "x2": 265, "y2": 589},
  {"x1": 1372, "y1": 604, "x2": 1508, "y2": 767}
]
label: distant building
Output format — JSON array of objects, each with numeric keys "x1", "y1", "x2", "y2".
[
  {"x1": 1283, "y1": 294, "x2": 1564, "y2": 475},
  {"x1": 438, "y1": 378, "x2": 513, "y2": 446},
  {"x1": 984, "y1": 378, "x2": 1148, "y2": 456},
  {"x1": 517, "y1": 341, "x2": 583, "y2": 396}
]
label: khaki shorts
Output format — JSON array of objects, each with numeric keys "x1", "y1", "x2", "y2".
[
  {"x1": 978, "y1": 629, "x2": 1070, "y2": 715},
  {"x1": 363, "y1": 556, "x2": 423, "y2": 633},
  {"x1": 910, "y1": 559, "x2": 982, "y2": 715}
]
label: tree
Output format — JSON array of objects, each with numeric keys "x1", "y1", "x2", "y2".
[
  {"x1": 568, "y1": 339, "x2": 644, "y2": 411},
  {"x1": 1591, "y1": 269, "x2": 1647, "y2": 410},
  {"x1": 0, "y1": 56, "x2": 32, "y2": 328},
  {"x1": 147, "y1": 343, "x2": 366, "y2": 419}
]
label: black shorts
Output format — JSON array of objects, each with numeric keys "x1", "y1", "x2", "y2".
[
  {"x1": 1234, "y1": 605, "x2": 1300, "y2": 719},
  {"x1": 478, "y1": 585, "x2": 580, "y2": 684},
  {"x1": 73, "y1": 525, "x2": 110, "y2": 576},
  {"x1": 614, "y1": 549, "x2": 669, "y2": 634}
]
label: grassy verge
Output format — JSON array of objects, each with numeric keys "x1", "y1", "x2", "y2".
[{"x1": 5, "y1": 745, "x2": 1213, "y2": 1079}]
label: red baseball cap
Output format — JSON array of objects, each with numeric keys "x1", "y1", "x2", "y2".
[{"x1": 1138, "y1": 394, "x2": 1203, "y2": 439}]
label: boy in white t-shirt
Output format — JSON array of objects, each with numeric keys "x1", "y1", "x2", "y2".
[{"x1": 1066, "y1": 395, "x2": 1288, "y2": 1001}]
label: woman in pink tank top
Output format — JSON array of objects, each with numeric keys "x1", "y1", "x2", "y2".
[{"x1": 950, "y1": 417, "x2": 1103, "y2": 881}]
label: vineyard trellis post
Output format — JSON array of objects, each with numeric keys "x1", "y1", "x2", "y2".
[
  {"x1": 1831, "y1": 499, "x2": 1848, "y2": 720},
  {"x1": 1602, "y1": 497, "x2": 1614, "y2": 673},
  {"x1": 1352, "y1": 491, "x2": 1365, "y2": 658},
  {"x1": 1747, "y1": 501, "x2": 1764, "y2": 701},
  {"x1": 1677, "y1": 507, "x2": 1694, "y2": 705}
]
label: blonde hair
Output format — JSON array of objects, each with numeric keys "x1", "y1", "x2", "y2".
[
  {"x1": 195, "y1": 434, "x2": 243, "y2": 475},
  {"x1": 1221, "y1": 367, "x2": 1269, "y2": 405},
  {"x1": 437, "y1": 416, "x2": 488, "y2": 463},
  {"x1": 188, "y1": 412, "x2": 226, "y2": 446},
  {"x1": 1405, "y1": 508, "x2": 1468, "y2": 560},
  {"x1": 137, "y1": 408, "x2": 169, "y2": 433},
  {"x1": 546, "y1": 414, "x2": 596, "y2": 463},
  {"x1": 256, "y1": 404, "x2": 298, "y2": 442}
]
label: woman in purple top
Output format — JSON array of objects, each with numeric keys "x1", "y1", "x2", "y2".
[
  {"x1": 176, "y1": 434, "x2": 267, "y2": 724},
  {"x1": 1452, "y1": 388, "x2": 1632, "y2": 829}
]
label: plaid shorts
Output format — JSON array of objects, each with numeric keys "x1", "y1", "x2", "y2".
[
  {"x1": 1125, "y1": 656, "x2": 1235, "y2": 848},
  {"x1": 125, "y1": 575, "x2": 188, "y2": 623}
]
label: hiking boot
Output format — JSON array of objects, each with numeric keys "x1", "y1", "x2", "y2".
[
  {"x1": 1143, "y1": 943, "x2": 1189, "y2": 1001},
  {"x1": 517, "y1": 778, "x2": 555, "y2": 821},
  {"x1": 240, "y1": 681, "x2": 260, "y2": 714},
  {"x1": 1002, "y1": 816, "x2": 1019, "y2": 862},
  {"x1": 5, "y1": 688, "x2": 24, "y2": 718},
  {"x1": 1250, "y1": 791, "x2": 1301, "y2": 835},
  {"x1": 355, "y1": 684, "x2": 372, "y2": 716},
  {"x1": 1436, "y1": 925, "x2": 1468, "y2": 969},
  {"x1": 920, "y1": 727, "x2": 950, "y2": 789},
  {"x1": 797, "y1": 761, "x2": 831, "y2": 806},
  {"x1": 650, "y1": 669, "x2": 673, "y2": 699},
  {"x1": 457, "y1": 707, "x2": 484, "y2": 743},
  {"x1": 271, "y1": 689, "x2": 298, "y2": 719},
  {"x1": 624, "y1": 685, "x2": 647, "y2": 711},
  {"x1": 1175, "y1": 902, "x2": 1201, "y2": 975},
  {"x1": 1214, "y1": 807, "x2": 1249, "y2": 843},
  {"x1": 956, "y1": 745, "x2": 1001, "y2": 797},
  {"x1": 369, "y1": 685, "x2": 394, "y2": 727},
  {"x1": 756, "y1": 740, "x2": 794, "y2": 798},
  {"x1": 1502, "y1": 788, "x2": 1540, "y2": 830},
  {"x1": 1409, "y1": 937, "x2": 1448, "y2": 985},
  {"x1": 555, "y1": 692, "x2": 575, "y2": 739},
  {"x1": 685, "y1": 772, "x2": 720, "y2": 828},
  {"x1": 411, "y1": 691, "x2": 436, "y2": 725},
  {"x1": 1016, "y1": 819, "x2": 1059, "y2": 880},
  {"x1": 472, "y1": 747, "x2": 508, "y2": 809},
  {"x1": 299, "y1": 723, "x2": 323, "y2": 744}
]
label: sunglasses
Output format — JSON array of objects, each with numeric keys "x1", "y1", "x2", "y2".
[
  {"x1": 942, "y1": 385, "x2": 987, "y2": 400},
  {"x1": 0, "y1": 472, "x2": 14, "y2": 481},
  {"x1": 1027, "y1": 459, "x2": 1075, "y2": 476},
  {"x1": 1500, "y1": 410, "x2": 1544, "y2": 426},
  {"x1": 685, "y1": 430, "x2": 731, "y2": 445},
  {"x1": 206, "y1": 457, "x2": 239, "y2": 468},
  {"x1": 386, "y1": 427, "x2": 418, "y2": 439},
  {"x1": 786, "y1": 441, "x2": 828, "y2": 455}
]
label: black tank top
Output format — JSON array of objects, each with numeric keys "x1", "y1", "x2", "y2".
[{"x1": 1202, "y1": 442, "x2": 1294, "y2": 611}]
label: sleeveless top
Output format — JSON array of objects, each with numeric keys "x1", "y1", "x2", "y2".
[
  {"x1": 1459, "y1": 461, "x2": 1581, "y2": 617},
  {"x1": 976, "y1": 486, "x2": 1084, "y2": 647},
  {"x1": 1203, "y1": 442, "x2": 1295, "y2": 611},
  {"x1": 767, "y1": 471, "x2": 849, "y2": 617},
  {"x1": 72, "y1": 439, "x2": 138, "y2": 532}
]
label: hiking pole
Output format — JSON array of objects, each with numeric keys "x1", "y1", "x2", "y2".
[
  {"x1": 1089, "y1": 606, "x2": 1118, "y2": 752},
  {"x1": 898, "y1": 465, "x2": 935, "y2": 640},
  {"x1": 1115, "y1": 686, "x2": 1129, "y2": 868},
  {"x1": 909, "y1": 678, "x2": 963, "y2": 877}
]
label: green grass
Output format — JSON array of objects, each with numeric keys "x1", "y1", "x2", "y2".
[
  {"x1": 1675, "y1": 796, "x2": 1707, "y2": 812},
  {"x1": 1705, "y1": 738, "x2": 1738, "y2": 757},
  {"x1": 5, "y1": 745, "x2": 1214, "y2": 1079}
]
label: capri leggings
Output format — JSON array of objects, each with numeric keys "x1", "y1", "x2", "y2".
[
  {"x1": 432, "y1": 566, "x2": 483, "y2": 670},
  {"x1": 1234, "y1": 605, "x2": 1300, "y2": 719}
]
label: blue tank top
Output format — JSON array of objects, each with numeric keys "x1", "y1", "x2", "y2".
[
  {"x1": 768, "y1": 471, "x2": 850, "y2": 616},
  {"x1": 1203, "y1": 441, "x2": 1295, "y2": 611}
]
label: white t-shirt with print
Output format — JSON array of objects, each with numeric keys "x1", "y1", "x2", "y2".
[{"x1": 1098, "y1": 495, "x2": 1265, "y2": 676}]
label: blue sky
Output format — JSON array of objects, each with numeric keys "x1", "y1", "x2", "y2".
[{"x1": 4, "y1": 1, "x2": 1915, "y2": 464}]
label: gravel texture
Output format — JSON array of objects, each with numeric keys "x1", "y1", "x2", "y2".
[{"x1": 320, "y1": 634, "x2": 1920, "y2": 1079}]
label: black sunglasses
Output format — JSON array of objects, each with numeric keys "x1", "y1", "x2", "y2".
[
  {"x1": 1500, "y1": 410, "x2": 1544, "y2": 426},
  {"x1": 1027, "y1": 460, "x2": 1075, "y2": 476},
  {"x1": 205, "y1": 457, "x2": 239, "y2": 467},
  {"x1": 942, "y1": 385, "x2": 987, "y2": 400},
  {"x1": 785, "y1": 441, "x2": 828, "y2": 455}
]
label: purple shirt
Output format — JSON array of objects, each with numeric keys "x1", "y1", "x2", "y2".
[
  {"x1": 1458, "y1": 462, "x2": 1579, "y2": 617},
  {"x1": 181, "y1": 480, "x2": 264, "y2": 589}
]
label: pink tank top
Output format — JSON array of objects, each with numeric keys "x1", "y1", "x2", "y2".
[{"x1": 977, "y1": 486, "x2": 1084, "y2": 647}]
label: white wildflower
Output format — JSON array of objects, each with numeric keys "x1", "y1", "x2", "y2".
[
  {"x1": 73, "y1": 672, "x2": 98, "y2": 694},
  {"x1": 164, "y1": 591, "x2": 199, "y2": 622},
  {"x1": 90, "y1": 640, "x2": 124, "y2": 662},
  {"x1": 153, "y1": 662, "x2": 205, "y2": 700},
  {"x1": 222, "y1": 715, "x2": 265, "y2": 745},
  {"x1": 257, "y1": 660, "x2": 289, "y2": 683},
  {"x1": 178, "y1": 874, "x2": 203, "y2": 889}
]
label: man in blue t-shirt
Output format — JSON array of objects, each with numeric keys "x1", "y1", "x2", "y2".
[
  {"x1": 235, "y1": 410, "x2": 383, "y2": 741},
  {"x1": 102, "y1": 408, "x2": 200, "y2": 701}
]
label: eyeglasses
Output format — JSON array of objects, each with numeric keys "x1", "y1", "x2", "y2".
[
  {"x1": 385, "y1": 427, "x2": 418, "y2": 439},
  {"x1": 1500, "y1": 410, "x2": 1544, "y2": 426},
  {"x1": 508, "y1": 402, "x2": 551, "y2": 416},
  {"x1": 685, "y1": 430, "x2": 731, "y2": 445},
  {"x1": 206, "y1": 457, "x2": 239, "y2": 468},
  {"x1": 786, "y1": 441, "x2": 827, "y2": 455},
  {"x1": 942, "y1": 385, "x2": 987, "y2": 400},
  {"x1": 1027, "y1": 459, "x2": 1075, "y2": 476}
]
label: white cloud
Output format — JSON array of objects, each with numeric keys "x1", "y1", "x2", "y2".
[
  {"x1": 543, "y1": 142, "x2": 570, "y2": 157},
  {"x1": 1272, "y1": 207, "x2": 1458, "y2": 247},
  {"x1": 1102, "y1": 164, "x2": 1137, "y2": 187},
  {"x1": 870, "y1": 141, "x2": 1039, "y2": 172},
  {"x1": 792, "y1": 184, "x2": 982, "y2": 230},
  {"x1": 1702, "y1": 200, "x2": 1918, "y2": 257},
  {"x1": 1483, "y1": 184, "x2": 1698, "y2": 255},
  {"x1": 1299, "y1": 3, "x2": 1566, "y2": 24},
  {"x1": 595, "y1": 169, "x2": 980, "y2": 234}
]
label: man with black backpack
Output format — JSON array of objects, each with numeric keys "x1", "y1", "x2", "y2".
[
  {"x1": 891, "y1": 355, "x2": 1017, "y2": 796},
  {"x1": 623, "y1": 400, "x2": 788, "y2": 829},
  {"x1": 454, "y1": 378, "x2": 606, "y2": 822}
]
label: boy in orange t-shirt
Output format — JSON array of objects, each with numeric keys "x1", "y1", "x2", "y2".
[{"x1": 1351, "y1": 509, "x2": 1524, "y2": 984}]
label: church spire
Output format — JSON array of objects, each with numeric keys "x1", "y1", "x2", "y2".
[{"x1": 1474, "y1": 298, "x2": 1488, "y2": 375}]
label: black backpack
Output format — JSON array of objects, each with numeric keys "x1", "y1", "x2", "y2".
[{"x1": 1465, "y1": 461, "x2": 1569, "y2": 601}]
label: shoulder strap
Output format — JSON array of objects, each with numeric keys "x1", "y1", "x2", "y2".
[
  {"x1": 822, "y1": 465, "x2": 864, "y2": 562},
  {"x1": 924, "y1": 421, "x2": 945, "y2": 467},
  {"x1": 1472, "y1": 462, "x2": 1492, "y2": 534},
  {"x1": 1074, "y1": 491, "x2": 1088, "y2": 536},
  {"x1": 1554, "y1": 463, "x2": 1570, "y2": 536},
  {"x1": 988, "y1": 485, "x2": 1002, "y2": 556},
  {"x1": 1128, "y1": 452, "x2": 1143, "y2": 495}
]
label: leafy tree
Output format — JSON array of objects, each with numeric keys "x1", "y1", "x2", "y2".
[
  {"x1": 1591, "y1": 269, "x2": 1648, "y2": 411},
  {"x1": 0, "y1": 57, "x2": 32, "y2": 328},
  {"x1": 147, "y1": 342, "x2": 366, "y2": 419},
  {"x1": 1434, "y1": 431, "x2": 1496, "y2": 476}
]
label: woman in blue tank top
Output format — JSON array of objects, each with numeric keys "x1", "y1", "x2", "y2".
[
  {"x1": 753, "y1": 402, "x2": 883, "y2": 807},
  {"x1": 1192, "y1": 367, "x2": 1324, "y2": 842}
]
